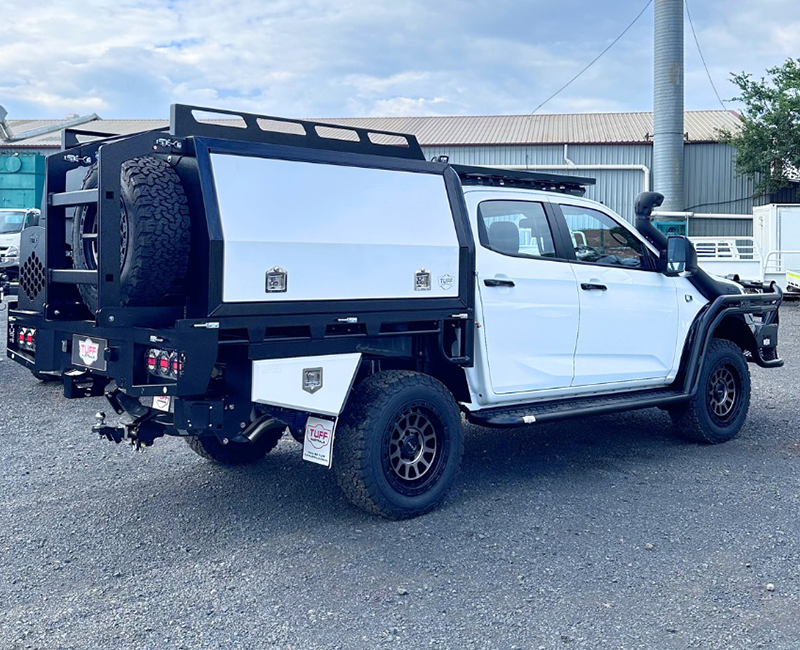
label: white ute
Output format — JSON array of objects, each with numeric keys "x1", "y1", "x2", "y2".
[{"x1": 6, "y1": 105, "x2": 784, "y2": 519}]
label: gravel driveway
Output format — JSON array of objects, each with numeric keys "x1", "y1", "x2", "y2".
[{"x1": 1, "y1": 303, "x2": 799, "y2": 650}]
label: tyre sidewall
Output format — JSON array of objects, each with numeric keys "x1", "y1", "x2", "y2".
[
  {"x1": 338, "y1": 375, "x2": 462, "y2": 517},
  {"x1": 694, "y1": 341, "x2": 751, "y2": 441}
]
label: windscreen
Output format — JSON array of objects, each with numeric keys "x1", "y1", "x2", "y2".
[{"x1": 0, "y1": 211, "x2": 25, "y2": 235}]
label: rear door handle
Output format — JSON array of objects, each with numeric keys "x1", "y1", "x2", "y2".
[
  {"x1": 484, "y1": 278, "x2": 515, "y2": 288},
  {"x1": 580, "y1": 283, "x2": 607, "y2": 291}
]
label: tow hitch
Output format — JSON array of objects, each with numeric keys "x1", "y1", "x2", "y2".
[{"x1": 93, "y1": 388, "x2": 176, "y2": 450}]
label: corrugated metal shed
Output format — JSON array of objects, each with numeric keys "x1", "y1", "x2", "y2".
[
  {"x1": 324, "y1": 111, "x2": 741, "y2": 145},
  {"x1": 2, "y1": 110, "x2": 740, "y2": 149},
  {"x1": 2, "y1": 109, "x2": 770, "y2": 233}
]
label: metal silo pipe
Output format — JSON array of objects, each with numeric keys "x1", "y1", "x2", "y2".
[{"x1": 653, "y1": 0, "x2": 685, "y2": 212}]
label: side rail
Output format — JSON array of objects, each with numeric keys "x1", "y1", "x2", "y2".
[
  {"x1": 690, "y1": 236, "x2": 763, "y2": 281},
  {"x1": 681, "y1": 287, "x2": 783, "y2": 397},
  {"x1": 763, "y1": 250, "x2": 800, "y2": 291}
]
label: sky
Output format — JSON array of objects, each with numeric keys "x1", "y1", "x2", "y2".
[{"x1": 1, "y1": 0, "x2": 799, "y2": 120}]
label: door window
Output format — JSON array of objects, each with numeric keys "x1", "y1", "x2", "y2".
[
  {"x1": 478, "y1": 201, "x2": 556, "y2": 259},
  {"x1": 560, "y1": 205, "x2": 646, "y2": 269}
]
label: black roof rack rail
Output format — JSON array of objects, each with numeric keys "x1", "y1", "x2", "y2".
[
  {"x1": 62, "y1": 126, "x2": 168, "y2": 150},
  {"x1": 170, "y1": 104, "x2": 426, "y2": 160},
  {"x1": 450, "y1": 163, "x2": 595, "y2": 196}
]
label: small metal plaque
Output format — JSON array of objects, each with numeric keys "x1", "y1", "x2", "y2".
[
  {"x1": 415, "y1": 268, "x2": 431, "y2": 291},
  {"x1": 302, "y1": 367, "x2": 323, "y2": 394},
  {"x1": 266, "y1": 266, "x2": 288, "y2": 293}
]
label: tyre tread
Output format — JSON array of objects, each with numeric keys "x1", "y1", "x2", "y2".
[
  {"x1": 72, "y1": 157, "x2": 191, "y2": 312},
  {"x1": 671, "y1": 338, "x2": 751, "y2": 444},
  {"x1": 333, "y1": 370, "x2": 463, "y2": 519}
]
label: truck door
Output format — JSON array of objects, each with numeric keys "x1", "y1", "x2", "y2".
[
  {"x1": 475, "y1": 199, "x2": 580, "y2": 394},
  {"x1": 555, "y1": 203, "x2": 679, "y2": 387}
]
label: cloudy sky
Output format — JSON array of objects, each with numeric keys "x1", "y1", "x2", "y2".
[{"x1": 1, "y1": 0, "x2": 798, "y2": 120}]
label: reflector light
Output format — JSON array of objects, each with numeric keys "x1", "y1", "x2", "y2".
[{"x1": 171, "y1": 356, "x2": 183, "y2": 376}]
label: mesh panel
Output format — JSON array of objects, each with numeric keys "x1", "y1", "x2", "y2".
[{"x1": 19, "y1": 252, "x2": 45, "y2": 300}]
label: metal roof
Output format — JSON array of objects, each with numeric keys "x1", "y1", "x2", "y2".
[{"x1": 1, "y1": 110, "x2": 741, "y2": 149}]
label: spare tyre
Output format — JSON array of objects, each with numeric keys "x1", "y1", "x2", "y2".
[{"x1": 72, "y1": 156, "x2": 191, "y2": 313}]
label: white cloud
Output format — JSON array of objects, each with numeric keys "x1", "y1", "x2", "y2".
[
  {"x1": 368, "y1": 96, "x2": 449, "y2": 117},
  {"x1": 0, "y1": 0, "x2": 798, "y2": 119}
]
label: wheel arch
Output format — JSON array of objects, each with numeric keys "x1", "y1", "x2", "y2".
[{"x1": 711, "y1": 313, "x2": 756, "y2": 356}]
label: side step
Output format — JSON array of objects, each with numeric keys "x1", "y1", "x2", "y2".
[{"x1": 467, "y1": 388, "x2": 688, "y2": 428}]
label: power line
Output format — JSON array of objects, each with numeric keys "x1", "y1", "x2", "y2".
[
  {"x1": 529, "y1": 0, "x2": 654, "y2": 116},
  {"x1": 685, "y1": 0, "x2": 728, "y2": 111}
]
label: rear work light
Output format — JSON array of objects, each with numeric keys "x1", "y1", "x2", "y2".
[{"x1": 145, "y1": 347, "x2": 184, "y2": 381}]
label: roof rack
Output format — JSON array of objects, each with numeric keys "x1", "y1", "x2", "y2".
[
  {"x1": 61, "y1": 126, "x2": 168, "y2": 150},
  {"x1": 450, "y1": 163, "x2": 595, "y2": 196},
  {"x1": 170, "y1": 104, "x2": 426, "y2": 160}
]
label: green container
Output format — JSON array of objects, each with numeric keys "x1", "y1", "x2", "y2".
[
  {"x1": 0, "y1": 153, "x2": 45, "y2": 210},
  {"x1": 655, "y1": 220, "x2": 687, "y2": 237}
]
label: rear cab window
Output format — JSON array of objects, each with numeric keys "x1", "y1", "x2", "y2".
[{"x1": 477, "y1": 200, "x2": 556, "y2": 259}]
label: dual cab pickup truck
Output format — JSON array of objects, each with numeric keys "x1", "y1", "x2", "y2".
[{"x1": 5, "y1": 105, "x2": 783, "y2": 518}]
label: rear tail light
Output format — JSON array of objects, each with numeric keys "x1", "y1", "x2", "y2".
[
  {"x1": 145, "y1": 347, "x2": 183, "y2": 381},
  {"x1": 15, "y1": 326, "x2": 36, "y2": 352},
  {"x1": 146, "y1": 349, "x2": 158, "y2": 373}
]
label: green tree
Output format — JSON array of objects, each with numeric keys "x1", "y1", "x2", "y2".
[{"x1": 723, "y1": 58, "x2": 800, "y2": 198}]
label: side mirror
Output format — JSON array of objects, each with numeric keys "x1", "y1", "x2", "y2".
[{"x1": 663, "y1": 235, "x2": 698, "y2": 277}]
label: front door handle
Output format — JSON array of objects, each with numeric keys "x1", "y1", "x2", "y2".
[
  {"x1": 580, "y1": 282, "x2": 607, "y2": 291},
  {"x1": 484, "y1": 278, "x2": 515, "y2": 288}
]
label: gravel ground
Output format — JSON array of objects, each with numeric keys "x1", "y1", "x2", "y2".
[{"x1": 1, "y1": 302, "x2": 799, "y2": 650}]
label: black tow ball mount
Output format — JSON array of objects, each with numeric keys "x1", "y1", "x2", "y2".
[
  {"x1": 93, "y1": 412, "x2": 126, "y2": 444},
  {"x1": 92, "y1": 389, "x2": 176, "y2": 451}
]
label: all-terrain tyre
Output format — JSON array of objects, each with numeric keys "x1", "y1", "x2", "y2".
[
  {"x1": 670, "y1": 338, "x2": 751, "y2": 444},
  {"x1": 72, "y1": 157, "x2": 191, "y2": 313},
  {"x1": 333, "y1": 371, "x2": 463, "y2": 519},
  {"x1": 185, "y1": 427, "x2": 283, "y2": 465}
]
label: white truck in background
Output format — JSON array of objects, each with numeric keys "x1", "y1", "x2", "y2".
[{"x1": 0, "y1": 208, "x2": 40, "y2": 302}]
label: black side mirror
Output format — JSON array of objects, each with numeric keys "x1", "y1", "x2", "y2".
[{"x1": 663, "y1": 235, "x2": 698, "y2": 277}]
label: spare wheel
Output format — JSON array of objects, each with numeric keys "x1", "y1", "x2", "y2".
[{"x1": 72, "y1": 156, "x2": 191, "y2": 313}]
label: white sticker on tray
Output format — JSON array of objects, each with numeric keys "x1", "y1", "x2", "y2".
[
  {"x1": 302, "y1": 416, "x2": 337, "y2": 468},
  {"x1": 152, "y1": 395, "x2": 172, "y2": 412}
]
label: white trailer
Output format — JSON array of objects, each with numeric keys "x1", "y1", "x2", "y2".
[{"x1": 754, "y1": 204, "x2": 800, "y2": 292}]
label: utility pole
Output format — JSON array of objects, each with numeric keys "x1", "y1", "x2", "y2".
[{"x1": 653, "y1": 0, "x2": 685, "y2": 212}]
